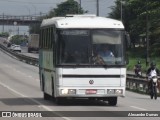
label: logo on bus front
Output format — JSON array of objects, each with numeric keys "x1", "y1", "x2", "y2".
[{"x1": 89, "y1": 80, "x2": 94, "y2": 85}]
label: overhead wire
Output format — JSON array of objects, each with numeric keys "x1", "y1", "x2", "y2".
[{"x1": 0, "y1": 0, "x2": 61, "y2": 4}]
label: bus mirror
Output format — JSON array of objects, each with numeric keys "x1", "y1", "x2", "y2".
[
  {"x1": 125, "y1": 32, "x2": 131, "y2": 48},
  {"x1": 126, "y1": 54, "x2": 129, "y2": 65}
]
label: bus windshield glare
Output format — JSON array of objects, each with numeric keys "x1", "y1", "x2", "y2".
[{"x1": 57, "y1": 29, "x2": 125, "y2": 66}]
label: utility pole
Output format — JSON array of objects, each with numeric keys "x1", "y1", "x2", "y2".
[
  {"x1": 146, "y1": 0, "x2": 149, "y2": 66},
  {"x1": 121, "y1": 0, "x2": 123, "y2": 21},
  {"x1": 77, "y1": 2, "x2": 79, "y2": 14},
  {"x1": 31, "y1": 5, "x2": 36, "y2": 16},
  {"x1": 24, "y1": 6, "x2": 30, "y2": 16},
  {"x1": 79, "y1": 0, "x2": 81, "y2": 8},
  {"x1": 77, "y1": 0, "x2": 81, "y2": 14},
  {"x1": 17, "y1": 26, "x2": 19, "y2": 35},
  {"x1": 2, "y1": 13, "x2": 4, "y2": 32},
  {"x1": 96, "y1": 0, "x2": 99, "y2": 16}
]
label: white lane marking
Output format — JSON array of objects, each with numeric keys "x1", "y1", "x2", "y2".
[
  {"x1": 3, "y1": 65, "x2": 38, "y2": 82},
  {"x1": 0, "y1": 82, "x2": 71, "y2": 120},
  {"x1": 28, "y1": 75, "x2": 33, "y2": 78},
  {"x1": 16, "y1": 70, "x2": 24, "y2": 74},
  {"x1": 130, "y1": 106, "x2": 147, "y2": 110},
  {"x1": 27, "y1": 76, "x2": 39, "y2": 82}
]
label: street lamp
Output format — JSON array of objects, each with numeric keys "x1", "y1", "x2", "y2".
[
  {"x1": 120, "y1": 0, "x2": 125, "y2": 22},
  {"x1": 121, "y1": 1, "x2": 122, "y2": 21},
  {"x1": 96, "y1": 0, "x2": 99, "y2": 16},
  {"x1": 77, "y1": 0, "x2": 81, "y2": 14},
  {"x1": 31, "y1": 4, "x2": 37, "y2": 16},
  {"x1": 79, "y1": 0, "x2": 81, "y2": 8},
  {"x1": 2, "y1": 13, "x2": 4, "y2": 32},
  {"x1": 13, "y1": 21, "x2": 19, "y2": 35},
  {"x1": 24, "y1": 6, "x2": 30, "y2": 16}
]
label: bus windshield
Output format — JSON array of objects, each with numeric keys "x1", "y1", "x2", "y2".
[{"x1": 57, "y1": 29, "x2": 125, "y2": 66}]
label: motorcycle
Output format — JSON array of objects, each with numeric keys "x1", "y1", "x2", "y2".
[
  {"x1": 149, "y1": 76, "x2": 158, "y2": 100},
  {"x1": 134, "y1": 67, "x2": 142, "y2": 77}
]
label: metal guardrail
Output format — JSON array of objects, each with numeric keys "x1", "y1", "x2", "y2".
[
  {"x1": 0, "y1": 15, "x2": 42, "y2": 25},
  {"x1": 126, "y1": 76, "x2": 148, "y2": 93},
  {"x1": 0, "y1": 44, "x2": 38, "y2": 66},
  {"x1": 0, "y1": 15, "x2": 39, "y2": 21},
  {"x1": 126, "y1": 73, "x2": 148, "y2": 92}
]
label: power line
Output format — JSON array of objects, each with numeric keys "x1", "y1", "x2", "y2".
[
  {"x1": 77, "y1": 0, "x2": 112, "y2": 3},
  {"x1": 0, "y1": 0, "x2": 61, "y2": 4}
]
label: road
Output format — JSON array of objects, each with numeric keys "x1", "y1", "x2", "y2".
[
  {"x1": 0, "y1": 40, "x2": 39, "y2": 59},
  {"x1": 20, "y1": 46, "x2": 39, "y2": 59},
  {"x1": 0, "y1": 49, "x2": 159, "y2": 120}
]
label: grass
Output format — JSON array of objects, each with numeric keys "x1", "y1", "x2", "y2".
[
  {"x1": 127, "y1": 47, "x2": 160, "y2": 72},
  {"x1": 126, "y1": 47, "x2": 160, "y2": 96}
]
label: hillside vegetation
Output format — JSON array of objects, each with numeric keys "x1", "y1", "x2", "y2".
[{"x1": 127, "y1": 47, "x2": 160, "y2": 72}]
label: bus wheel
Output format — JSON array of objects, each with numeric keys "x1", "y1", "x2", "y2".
[
  {"x1": 44, "y1": 93, "x2": 50, "y2": 100},
  {"x1": 89, "y1": 97, "x2": 96, "y2": 101},
  {"x1": 51, "y1": 77, "x2": 55, "y2": 99},
  {"x1": 42, "y1": 75, "x2": 44, "y2": 91},
  {"x1": 108, "y1": 97, "x2": 117, "y2": 106},
  {"x1": 55, "y1": 97, "x2": 65, "y2": 105},
  {"x1": 28, "y1": 48, "x2": 31, "y2": 53}
]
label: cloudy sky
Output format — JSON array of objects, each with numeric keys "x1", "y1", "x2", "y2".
[{"x1": 0, "y1": 0, "x2": 116, "y2": 34}]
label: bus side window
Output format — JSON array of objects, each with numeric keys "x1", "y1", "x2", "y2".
[
  {"x1": 125, "y1": 32, "x2": 130, "y2": 64},
  {"x1": 125, "y1": 32, "x2": 131, "y2": 48}
]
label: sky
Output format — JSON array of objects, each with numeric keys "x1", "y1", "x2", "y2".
[{"x1": 0, "y1": 0, "x2": 116, "y2": 35}]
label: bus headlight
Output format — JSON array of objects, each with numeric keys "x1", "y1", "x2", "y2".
[
  {"x1": 107, "y1": 89, "x2": 115, "y2": 94},
  {"x1": 61, "y1": 89, "x2": 76, "y2": 95},
  {"x1": 68, "y1": 89, "x2": 76, "y2": 94},
  {"x1": 107, "y1": 89, "x2": 123, "y2": 94},
  {"x1": 61, "y1": 89, "x2": 68, "y2": 94},
  {"x1": 115, "y1": 89, "x2": 123, "y2": 94}
]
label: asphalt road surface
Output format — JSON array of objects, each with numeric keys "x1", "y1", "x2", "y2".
[
  {"x1": 20, "y1": 46, "x2": 39, "y2": 59},
  {"x1": 0, "y1": 49, "x2": 159, "y2": 120}
]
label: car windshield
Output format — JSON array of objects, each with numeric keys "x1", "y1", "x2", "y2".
[{"x1": 57, "y1": 29, "x2": 125, "y2": 66}]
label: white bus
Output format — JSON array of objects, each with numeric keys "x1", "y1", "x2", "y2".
[{"x1": 39, "y1": 15, "x2": 129, "y2": 106}]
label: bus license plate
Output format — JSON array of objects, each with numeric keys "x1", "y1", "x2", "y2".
[{"x1": 86, "y1": 90, "x2": 97, "y2": 94}]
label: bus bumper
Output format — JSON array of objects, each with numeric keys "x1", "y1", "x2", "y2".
[{"x1": 55, "y1": 87, "x2": 125, "y2": 98}]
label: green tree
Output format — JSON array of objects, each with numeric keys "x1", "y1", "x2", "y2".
[
  {"x1": 0, "y1": 32, "x2": 9, "y2": 37},
  {"x1": 47, "y1": 0, "x2": 86, "y2": 17},
  {"x1": 109, "y1": 0, "x2": 160, "y2": 55},
  {"x1": 29, "y1": 23, "x2": 41, "y2": 34},
  {"x1": 10, "y1": 35, "x2": 28, "y2": 45},
  {"x1": 29, "y1": 0, "x2": 87, "y2": 34}
]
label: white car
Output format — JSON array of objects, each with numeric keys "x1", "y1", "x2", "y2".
[
  {"x1": 12, "y1": 45, "x2": 21, "y2": 52},
  {"x1": 9, "y1": 44, "x2": 16, "y2": 50}
]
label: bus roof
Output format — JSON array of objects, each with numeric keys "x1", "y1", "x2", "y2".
[{"x1": 41, "y1": 15, "x2": 124, "y2": 29}]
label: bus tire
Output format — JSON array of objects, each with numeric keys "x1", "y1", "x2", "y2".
[
  {"x1": 55, "y1": 97, "x2": 65, "y2": 105},
  {"x1": 51, "y1": 77, "x2": 55, "y2": 100},
  {"x1": 51, "y1": 77, "x2": 54, "y2": 96},
  {"x1": 89, "y1": 97, "x2": 96, "y2": 101},
  {"x1": 42, "y1": 75, "x2": 44, "y2": 91},
  {"x1": 150, "y1": 93, "x2": 153, "y2": 99},
  {"x1": 108, "y1": 97, "x2": 117, "y2": 106},
  {"x1": 44, "y1": 93, "x2": 50, "y2": 100},
  {"x1": 28, "y1": 48, "x2": 31, "y2": 53},
  {"x1": 154, "y1": 87, "x2": 157, "y2": 100}
]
